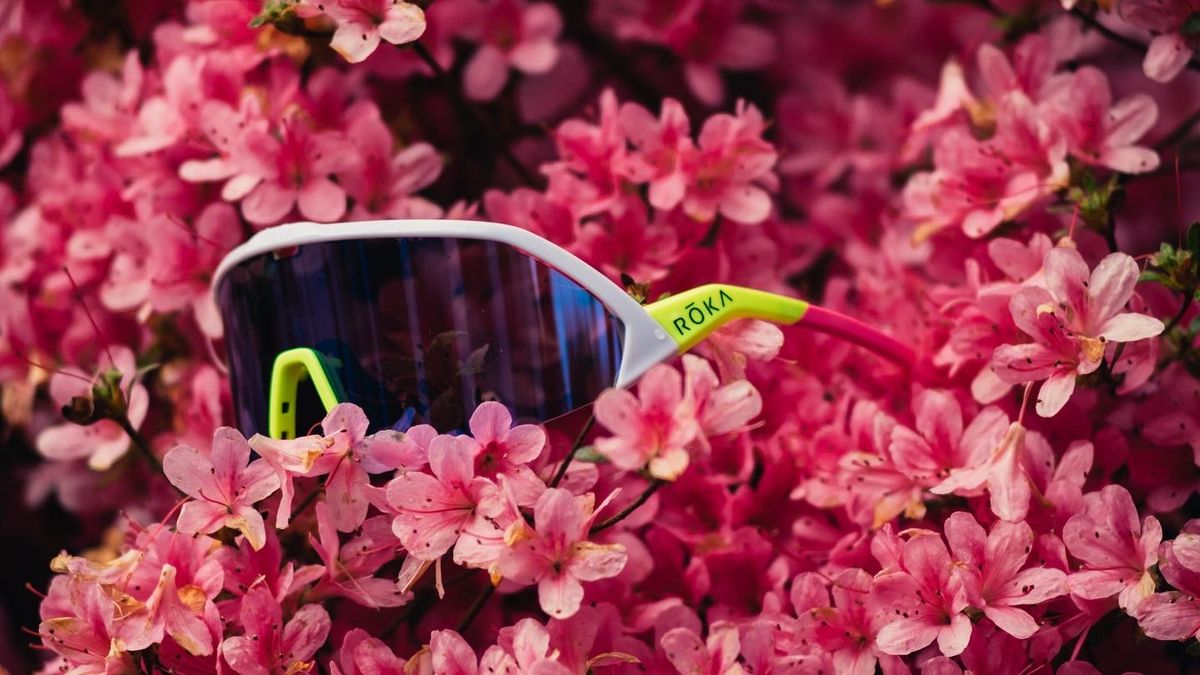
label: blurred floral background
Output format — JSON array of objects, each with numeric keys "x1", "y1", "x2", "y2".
[{"x1": 2, "y1": 0, "x2": 1200, "y2": 673}]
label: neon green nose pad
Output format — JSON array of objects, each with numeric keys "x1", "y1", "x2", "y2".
[{"x1": 268, "y1": 348, "x2": 345, "y2": 440}]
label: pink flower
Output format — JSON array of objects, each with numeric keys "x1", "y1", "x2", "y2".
[
  {"x1": 327, "y1": 0, "x2": 426, "y2": 64},
  {"x1": 213, "y1": 528, "x2": 323, "y2": 615},
  {"x1": 341, "y1": 103, "x2": 443, "y2": 220},
  {"x1": 660, "y1": 621, "x2": 743, "y2": 675},
  {"x1": 903, "y1": 107, "x2": 1063, "y2": 241},
  {"x1": 418, "y1": 629, "x2": 481, "y2": 675},
  {"x1": 498, "y1": 488, "x2": 627, "y2": 618},
  {"x1": 618, "y1": 98, "x2": 694, "y2": 211},
  {"x1": 1042, "y1": 67, "x2": 1160, "y2": 174},
  {"x1": 461, "y1": 0, "x2": 563, "y2": 101},
  {"x1": 787, "y1": 568, "x2": 890, "y2": 675},
  {"x1": 251, "y1": 403, "x2": 374, "y2": 531},
  {"x1": 871, "y1": 532, "x2": 971, "y2": 657},
  {"x1": 696, "y1": 317, "x2": 784, "y2": 382},
  {"x1": 594, "y1": 364, "x2": 699, "y2": 480},
  {"x1": 386, "y1": 433, "x2": 501, "y2": 561},
  {"x1": 59, "y1": 50, "x2": 144, "y2": 143},
  {"x1": 681, "y1": 353, "x2": 762, "y2": 443},
  {"x1": 316, "y1": 403, "x2": 375, "y2": 532},
  {"x1": 479, "y1": 618, "x2": 572, "y2": 674},
  {"x1": 360, "y1": 424, "x2": 436, "y2": 474},
  {"x1": 310, "y1": 502, "x2": 409, "y2": 607},
  {"x1": 178, "y1": 95, "x2": 268, "y2": 197},
  {"x1": 992, "y1": 247, "x2": 1165, "y2": 417},
  {"x1": 38, "y1": 579, "x2": 135, "y2": 674},
  {"x1": 460, "y1": 401, "x2": 547, "y2": 506},
  {"x1": 1064, "y1": 485, "x2": 1162, "y2": 612},
  {"x1": 944, "y1": 512, "x2": 1067, "y2": 638},
  {"x1": 887, "y1": 390, "x2": 1009, "y2": 486},
  {"x1": 115, "y1": 532, "x2": 224, "y2": 658},
  {"x1": 681, "y1": 100, "x2": 778, "y2": 225},
  {"x1": 778, "y1": 73, "x2": 901, "y2": 192},
  {"x1": 574, "y1": 198, "x2": 680, "y2": 284},
  {"x1": 330, "y1": 628, "x2": 407, "y2": 675},
  {"x1": 233, "y1": 112, "x2": 355, "y2": 226},
  {"x1": 164, "y1": 427, "x2": 281, "y2": 551},
  {"x1": 141, "y1": 202, "x2": 243, "y2": 338},
  {"x1": 1136, "y1": 520, "x2": 1200, "y2": 640},
  {"x1": 1119, "y1": 0, "x2": 1200, "y2": 82},
  {"x1": 35, "y1": 345, "x2": 149, "y2": 471},
  {"x1": 221, "y1": 587, "x2": 331, "y2": 675},
  {"x1": 931, "y1": 421, "x2": 1034, "y2": 522}
]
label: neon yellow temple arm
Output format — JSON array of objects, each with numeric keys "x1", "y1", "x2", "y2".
[
  {"x1": 645, "y1": 284, "x2": 915, "y2": 368},
  {"x1": 646, "y1": 284, "x2": 809, "y2": 351},
  {"x1": 269, "y1": 348, "x2": 344, "y2": 439}
]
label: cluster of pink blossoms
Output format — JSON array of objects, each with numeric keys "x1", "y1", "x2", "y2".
[{"x1": 3, "y1": 0, "x2": 1200, "y2": 673}]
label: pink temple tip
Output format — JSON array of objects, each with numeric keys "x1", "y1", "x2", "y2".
[{"x1": 798, "y1": 305, "x2": 916, "y2": 369}]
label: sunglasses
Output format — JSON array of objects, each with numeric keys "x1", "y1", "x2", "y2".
[{"x1": 212, "y1": 220, "x2": 913, "y2": 440}]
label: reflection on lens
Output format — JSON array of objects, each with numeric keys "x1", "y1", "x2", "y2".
[{"x1": 217, "y1": 237, "x2": 624, "y2": 436}]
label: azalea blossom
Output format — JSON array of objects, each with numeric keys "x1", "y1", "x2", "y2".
[
  {"x1": 460, "y1": 0, "x2": 563, "y2": 101},
  {"x1": 1041, "y1": 67, "x2": 1160, "y2": 174},
  {"x1": 618, "y1": 98, "x2": 694, "y2": 211},
  {"x1": 660, "y1": 621, "x2": 745, "y2": 675},
  {"x1": 460, "y1": 401, "x2": 547, "y2": 506},
  {"x1": 1119, "y1": 0, "x2": 1200, "y2": 82},
  {"x1": 232, "y1": 112, "x2": 356, "y2": 226},
  {"x1": 221, "y1": 587, "x2": 331, "y2": 675},
  {"x1": 1064, "y1": 485, "x2": 1162, "y2": 612},
  {"x1": 310, "y1": 502, "x2": 410, "y2": 608},
  {"x1": 164, "y1": 427, "x2": 281, "y2": 550},
  {"x1": 498, "y1": 488, "x2": 627, "y2": 618},
  {"x1": 993, "y1": 247, "x2": 1165, "y2": 417},
  {"x1": 326, "y1": 0, "x2": 427, "y2": 64},
  {"x1": 594, "y1": 363, "x2": 699, "y2": 480},
  {"x1": 1136, "y1": 520, "x2": 1200, "y2": 640},
  {"x1": 871, "y1": 532, "x2": 971, "y2": 657},
  {"x1": 330, "y1": 628, "x2": 408, "y2": 674},
  {"x1": 386, "y1": 433, "x2": 502, "y2": 561},
  {"x1": 944, "y1": 511, "x2": 1067, "y2": 638}
]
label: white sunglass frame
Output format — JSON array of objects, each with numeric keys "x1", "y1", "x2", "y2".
[{"x1": 210, "y1": 219, "x2": 680, "y2": 391}]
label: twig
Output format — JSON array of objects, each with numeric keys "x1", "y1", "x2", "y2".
[
  {"x1": 455, "y1": 581, "x2": 496, "y2": 633},
  {"x1": 1163, "y1": 280, "x2": 1198, "y2": 335},
  {"x1": 408, "y1": 41, "x2": 541, "y2": 187},
  {"x1": 1157, "y1": 106, "x2": 1200, "y2": 151},
  {"x1": 970, "y1": 0, "x2": 1005, "y2": 17},
  {"x1": 289, "y1": 485, "x2": 324, "y2": 522},
  {"x1": 590, "y1": 479, "x2": 664, "y2": 534},
  {"x1": 115, "y1": 415, "x2": 163, "y2": 475},
  {"x1": 548, "y1": 414, "x2": 595, "y2": 488}
]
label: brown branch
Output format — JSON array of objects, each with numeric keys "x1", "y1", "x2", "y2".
[{"x1": 590, "y1": 479, "x2": 664, "y2": 534}]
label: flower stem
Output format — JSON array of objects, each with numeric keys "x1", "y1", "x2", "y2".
[
  {"x1": 1163, "y1": 280, "x2": 1199, "y2": 335},
  {"x1": 549, "y1": 414, "x2": 595, "y2": 488},
  {"x1": 455, "y1": 580, "x2": 496, "y2": 633},
  {"x1": 289, "y1": 485, "x2": 324, "y2": 522},
  {"x1": 1156, "y1": 107, "x2": 1200, "y2": 151},
  {"x1": 115, "y1": 415, "x2": 162, "y2": 475},
  {"x1": 590, "y1": 479, "x2": 664, "y2": 534}
]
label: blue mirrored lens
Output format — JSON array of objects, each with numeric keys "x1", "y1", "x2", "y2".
[{"x1": 216, "y1": 237, "x2": 624, "y2": 436}]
